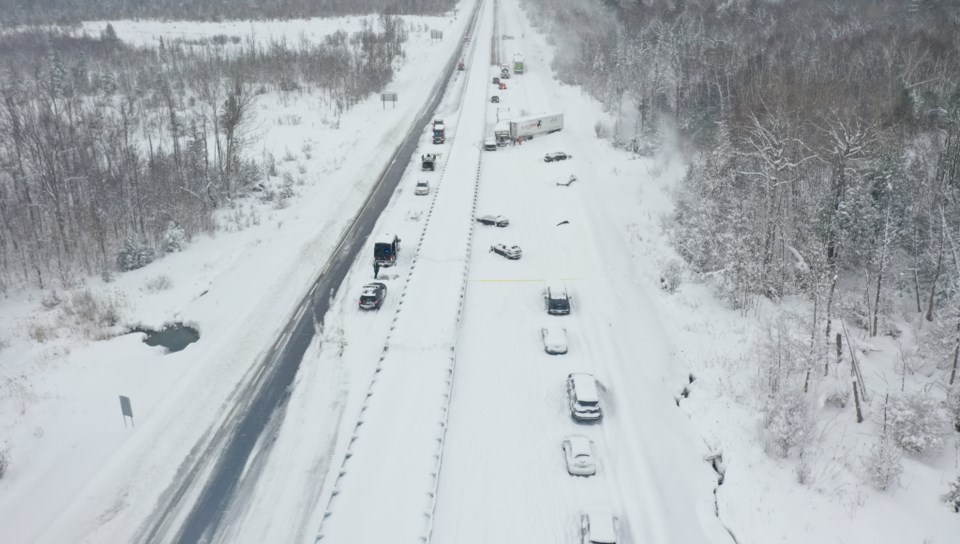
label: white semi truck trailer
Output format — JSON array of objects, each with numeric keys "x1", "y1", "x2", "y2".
[{"x1": 507, "y1": 112, "x2": 563, "y2": 141}]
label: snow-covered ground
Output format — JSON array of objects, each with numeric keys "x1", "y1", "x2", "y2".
[
  {"x1": 0, "y1": 5, "x2": 476, "y2": 543},
  {"x1": 3, "y1": 0, "x2": 959, "y2": 542}
]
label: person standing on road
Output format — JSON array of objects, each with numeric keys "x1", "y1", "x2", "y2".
[{"x1": 374, "y1": 261, "x2": 380, "y2": 279}]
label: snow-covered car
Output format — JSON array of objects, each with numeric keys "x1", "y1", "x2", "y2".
[
  {"x1": 540, "y1": 326, "x2": 568, "y2": 354},
  {"x1": 484, "y1": 137, "x2": 498, "y2": 151},
  {"x1": 476, "y1": 215, "x2": 509, "y2": 227},
  {"x1": 490, "y1": 244, "x2": 522, "y2": 260},
  {"x1": 493, "y1": 76, "x2": 500, "y2": 85},
  {"x1": 414, "y1": 179, "x2": 430, "y2": 195},
  {"x1": 567, "y1": 372, "x2": 602, "y2": 422},
  {"x1": 580, "y1": 511, "x2": 619, "y2": 544},
  {"x1": 358, "y1": 282, "x2": 387, "y2": 310},
  {"x1": 556, "y1": 175, "x2": 577, "y2": 186},
  {"x1": 562, "y1": 435, "x2": 596, "y2": 476},
  {"x1": 545, "y1": 283, "x2": 570, "y2": 315},
  {"x1": 544, "y1": 151, "x2": 571, "y2": 162},
  {"x1": 491, "y1": 95, "x2": 500, "y2": 103}
]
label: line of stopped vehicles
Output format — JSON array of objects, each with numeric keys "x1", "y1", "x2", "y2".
[{"x1": 354, "y1": 57, "x2": 619, "y2": 542}]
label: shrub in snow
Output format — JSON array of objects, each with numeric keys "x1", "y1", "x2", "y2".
[
  {"x1": 60, "y1": 289, "x2": 124, "y2": 339},
  {"x1": 888, "y1": 391, "x2": 947, "y2": 454},
  {"x1": 41, "y1": 290, "x2": 63, "y2": 309},
  {"x1": 947, "y1": 386, "x2": 960, "y2": 433},
  {"x1": 864, "y1": 432, "x2": 903, "y2": 490},
  {"x1": 761, "y1": 388, "x2": 814, "y2": 458},
  {"x1": 117, "y1": 237, "x2": 154, "y2": 271},
  {"x1": 144, "y1": 275, "x2": 173, "y2": 293},
  {"x1": 943, "y1": 475, "x2": 960, "y2": 513},
  {"x1": 660, "y1": 259, "x2": 683, "y2": 293},
  {"x1": 0, "y1": 445, "x2": 9, "y2": 479},
  {"x1": 162, "y1": 223, "x2": 187, "y2": 253},
  {"x1": 101, "y1": 267, "x2": 115, "y2": 284}
]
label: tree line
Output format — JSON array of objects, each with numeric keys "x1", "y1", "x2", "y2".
[
  {"x1": 0, "y1": 15, "x2": 408, "y2": 290},
  {"x1": 0, "y1": 0, "x2": 457, "y2": 25}
]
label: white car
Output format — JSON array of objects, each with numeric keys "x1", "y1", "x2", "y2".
[
  {"x1": 414, "y1": 179, "x2": 430, "y2": 195},
  {"x1": 541, "y1": 326, "x2": 568, "y2": 354},
  {"x1": 562, "y1": 435, "x2": 596, "y2": 476},
  {"x1": 490, "y1": 244, "x2": 522, "y2": 260},
  {"x1": 556, "y1": 175, "x2": 577, "y2": 186},
  {"x1": 580, "y1": 511, "x2": 619, "y2": 544},
  {"x1": 484, "y1": 137, "x2": 498, "y2": 151}
]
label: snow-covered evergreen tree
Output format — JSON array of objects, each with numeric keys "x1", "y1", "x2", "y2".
[{"x1": 888, "y1": 391, "x2": 947, "y2": 454}]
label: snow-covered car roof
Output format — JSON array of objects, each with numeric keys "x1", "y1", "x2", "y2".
[
  {"x1": 565, "y1": 435, "x2": 591, "y2": 456},
  {"x1": 570, "y1": 373, "x2": 598, "y2": 402},
  {"x1": 361, "y1": 282, "x2": 385, "y2": 294},
  {"x1": 416, "y1": 179, "x2": 429, "y2": 185},
  {"x1": 585, "y1": 511, "x2": 617, "y2": 543}
]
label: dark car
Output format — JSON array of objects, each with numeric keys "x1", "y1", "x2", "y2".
[
  {"x1": 491, "y1": 95, "x2": 500, "y2": 103},
  {"x1": 493, "y1": 76, "x2": 500, "y2": 85},
  {"x1": 544, "y1": 152, "x2": 571, "y2": 162},
  {"x1": 476, "y1": 215, "x2": 509, "y2": 227},
  {"x1": 359, "y1": 282, "x2": 387, "y2": 310}
]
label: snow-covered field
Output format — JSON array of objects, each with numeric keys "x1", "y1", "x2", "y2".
[
  {"x1": 2, "y1": 0, "x2": 959, "y2": 541},
  {"x1": 0, "y1": 4, "x2": 476, "y2": 543}
]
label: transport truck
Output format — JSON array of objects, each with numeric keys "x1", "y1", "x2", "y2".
[
  {"x1": 494, "y1": 120, "x2": 512, "y2": 146},
  {"x1": 432, "y1": 119, "x2": 445, "y2": 144},
  {"x1": 374, "y1": 234, "x2": 401, "y2": 266},
  {"x1": 513, "y1": 54, "x2": 524, "y2": 74},
  {"x1": 508, "y1": 112, "x2": 563, "y2": 140}
]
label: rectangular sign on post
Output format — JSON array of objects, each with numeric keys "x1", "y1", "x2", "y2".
[
  {"x1": 430, "y1": 29, "x2": 443, "y2": 41},
  {"x1": 380, "y1": 92, "x2": 398, "y2": 110},
  {"x1": 119, "y1": 395, "x2": 134, "y2": 427}
]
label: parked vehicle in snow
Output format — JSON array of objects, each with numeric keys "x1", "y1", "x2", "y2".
[
  {"x1": 580, "y1": 511, "x2": 619, "y2": 543},
  {"x1": 421, "y1": 153, "x2": 437, "y2": 171},
  {"x1": 373, "y1": 234, "x2": 400, "y2": 266},
  {"x1": 513, "y1": 53, "x2": 525, "y2": 74},
  {"x1": 457, "y1": 59, "x2": 465, "y2": 71},
  {"x1": 432, "y1": 119, "x2": 445, "y2": 144},
  {"x1": 476, "y1": 215, "x2": 509, "y2": 227},
  {"x1": 494, "y1": 120, "x2": 511, "y2": 146},
  {"x1": 483, "y1": 137, "x2": 498, "y2": 151},
  {"x1": 493, "y1": 76, "x2": 500, "y2": 85},
  {"x1": 541, "y1": 326, "x2": 568, "y2": 354},
  {"x1": 567, "y1": 373, "x2": 602, "y2": 422},
  {"x1": 544, "y1": 151, "x2": 571, "y2": 162},
  {"x1": 556, "y1": 175, "x2": 577, "y2": 186},
  {"x1": 499, "y1": 82, "x2": 507, "y2": 90},
  {"x1": 500, "y1": 65, "x2": 510, "y2": 79},
  {"x1": 562, "y1": 436, "x2": 596, "y2": 476},
  {"x1": 545, "y1": 283, "x2": 570, "y2": 315},
  {"x1": 490, "y1": 244, "x2": 521, "y2": 259},
  {"x1": 507, "y1": 113, "x2": 563, "y2": 141},
  {"x1": 490, "y1": 95, "x2": 500, "y2": 103},
  {"x1": 358, "y1": 282, "x2": 387, "y2": 310},
  {"x1": 414, "y1": 179, "x2": 430, "y2": 195}
]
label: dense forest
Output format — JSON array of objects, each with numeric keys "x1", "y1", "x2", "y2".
[
  {"x1": 526, "y1": 0, "x2": 960, "y2": 476},
  {"x1": 0, "y1": 0, "x2": 457, "y2": 25},
  {"x1": 0, "y1": 15, "x2": 410, "y2": 290}
]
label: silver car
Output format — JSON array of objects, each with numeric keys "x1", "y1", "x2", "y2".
[
  {"x1": 580, "y1": 511, "x2": 619, "y2": 544},
  {"x1": 540, "y1": 326, "x2": 568, "y2": 354},
  {"x1": 490, "y1": 244, "x2": 522, "y2": 260},
  {"x1": 562, "y1": 435, "x2": 596, "y2": 476}
]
